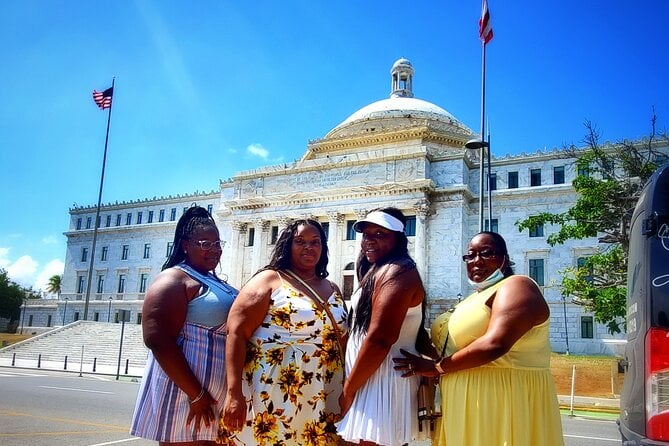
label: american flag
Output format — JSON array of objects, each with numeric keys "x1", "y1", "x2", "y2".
[
  {"x1": 479, "y1": 0, "x2": 493, "y2": 45},
  {"x1": 92, "y1": 87, "x2": 113, "y2": 109}
]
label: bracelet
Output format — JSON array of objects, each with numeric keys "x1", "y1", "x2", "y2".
[
  {"x1": 434, "y1": 357, "x2": 447, "y2": 374},
  {"x1": 189, "y1": 388, "x2": 206, "y2": 405}
]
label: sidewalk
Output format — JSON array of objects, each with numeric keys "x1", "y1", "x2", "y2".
[{"x1": 0, "y1": 355, "x2": 145, "y2": 378}]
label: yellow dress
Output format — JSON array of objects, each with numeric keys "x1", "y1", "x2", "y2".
[{"x1": 430, "y1": 277, "x2": 564, "y2": 446}]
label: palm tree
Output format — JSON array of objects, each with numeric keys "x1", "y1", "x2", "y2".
[{"x1": 46, "y1": 274, "x2": 62, "y2": 299}]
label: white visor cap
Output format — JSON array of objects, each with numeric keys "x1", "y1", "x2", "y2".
[{"x1": 353, "y1": 211, "x2": 405, "y2": 233}]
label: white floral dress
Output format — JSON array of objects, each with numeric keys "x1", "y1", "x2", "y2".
[{"x1": 219, "y1": 274, "x2": 347, "y2": 446}]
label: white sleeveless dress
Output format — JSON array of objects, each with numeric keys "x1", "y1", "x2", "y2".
[{"x1": 337, "y1": 288, "x2": 422, "y2": 446}]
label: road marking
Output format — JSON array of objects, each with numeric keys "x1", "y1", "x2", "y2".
[
  {"x1": 89, "y1": 437, "x2": 142, "y2": 445},
  {"x1": 564, "y1": 433, "x2": 620, "y2": 442},
  {"x1": 38, "y1": 385, "x2": 114, "y2": 394},
  {"x1": 0, "y1": 371, "x2": 46, "y2": 377}
]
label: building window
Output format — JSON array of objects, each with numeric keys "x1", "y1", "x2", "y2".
[
  {"x1": 148, "y1": 210, "x2": 154, "y2": 223},
  {"x1": 94, "y1": 312, "x2": 100, "y2": 322},
  {"x1": 530, "y1": 168, "x2": 542, "y2": 186},
  {"x1": 143, "y1": 243, "x2": 151, "y2": 259},
  {"x1": 508, "y1": 171, "x2": 518, "y2": 189},
  {"x1": 159, "y1": 209, "x2": 165, "y2": 222},
  {"x1": 96, "y1": 216, "x2": 101, "y2": 228},
  {"x1": 74, "y1": 312, "x2": 80, "y2": 321},
  {"x1": 489, "y1": 173, "x2": 497, "y2": 191},
  {"x1": 405, "y1": 216, "x2": 416, "y2": 236},
  {"x1": 248, "y1": 228, "x2": 255, "y2": 247},
  {"x1": 183, "y1": 207, "x2": 188, "y2": 215},
  {"x1": 529, "y1": 259, "x2": 545, "y2": 286},
  {"x1": 28, "y1": 315, "x2": 33, "y2": 326},
  {"x1": 126, "y1": 213, "x2": 132, "y2": 225},
  {"x1": 321, "y1": 222, "x2": 330, "y2": 240},
  {"x1": 81, "y1": 247, "x2": 88, "y2": 262},
  {"x1": 170, "y1": 208, "x2": 177, "y2": 221},
  {"x1": 207, "y1": 204, "x2": 213, "y2": 215},
  {"x1": 47, "y1": 315, "x2": 52, "y2": 327},
  {"x1": 101, "y1": 246, "x2": 108, "y2": 261},
  {"x1": 577, "y1": 163, "x2": 590, "y2": 178},
  {"x1": 86, "y1": 217, "x2": 92, "y2": 229},
  {"x1": 270, "y1": 226, "x2": 279, "y2": 244},
  {"x1": 97, "y1": 275, "x2": 105, "y2": 294},
  {"x1": 346, "y1": 220, "x2": 357, "y2": 240},
  {"x1": 529, "y1": 219, "x2": 544, "y2": 237},
  {"x1": 485, "y1": 218, "x2": 499, "y2": 233},
  {"x1": 121, "y1": 245, "x2": 129, "y2": 260},
  {"x1": 553, "y1": 166, "x2": 565, "y2": 184},
  {"x1": 117, "y1": 274, "x2": 126, "y2": 293},
  {"x1": 166, "y1": 242, "x2": 174, "y2": 258},
  {"x1": 137, "y1": 211, "x2": 143, "y2": 224},
  {"x1": 77, "y1": 275, "x2": 86, "y2": 294},
  {"x1": 581, "y1": 316, "x2": 594, "y2": 338},
  {"x1": 116, "y1": 214, "x2": 122, "y2": 226},
  {"x1": 76, "y1": 218, "x2": 82, "y2": 230},
  {"x1": 106, "y1": 215, "x2": 111, "y2": 227},
  {"x1": 139, "y1": 273, "x2": 149, "y2": 293},
  {"x1": 577, "y1": 256, "x2": 594, "y2": 283}
]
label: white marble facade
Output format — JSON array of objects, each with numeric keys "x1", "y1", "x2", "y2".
[{"x1": 22, "y1": 58, "x2": 645, "y2": 355}]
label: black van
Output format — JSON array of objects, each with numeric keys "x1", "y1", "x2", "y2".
[{"x1": 620, "y1": 163, "x2": 669, "y2": 445}]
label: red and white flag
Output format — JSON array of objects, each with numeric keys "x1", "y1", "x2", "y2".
[
  {"x1": 479, "y1": 0, "x2": 493, "y2": 45},
  {"x1": 92, "y1": 87, "x2": 113, "y2": 109}
]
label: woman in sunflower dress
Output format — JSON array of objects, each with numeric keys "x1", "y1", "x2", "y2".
[{"x1": 220, "y1": 220, "x2": 347, "y2": 446}]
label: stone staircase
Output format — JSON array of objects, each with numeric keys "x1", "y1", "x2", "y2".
[{"x1": 0, "y1": 321, "x2": 148, "y2": 375}]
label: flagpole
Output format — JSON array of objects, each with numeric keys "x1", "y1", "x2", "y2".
[
  {"x1": 83, "y1": 77, "x2": 115, "y2": 321},
  {"x1": 477, "y1": 42, "x2": 487, "y2": 232},
  {"x1": 487, "y1": 127, "x2": 492, "y2": 225}
]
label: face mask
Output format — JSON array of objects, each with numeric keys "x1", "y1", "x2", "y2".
[{"x1": 468, "y1": 267, "x2": 505, "y2": 291}]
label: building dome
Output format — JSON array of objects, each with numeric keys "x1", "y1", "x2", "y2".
[{"x1": 325, "y1": 58, "x2": 472, "y2": 139}]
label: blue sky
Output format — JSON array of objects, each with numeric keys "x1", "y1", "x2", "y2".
[{"x1": 1, "y1": 1, "x2": 667, "y2": 293}]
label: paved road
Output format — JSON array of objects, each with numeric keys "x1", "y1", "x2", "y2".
[{"x1": 0, "y1": 367, "x2": 621, "y2": 446}]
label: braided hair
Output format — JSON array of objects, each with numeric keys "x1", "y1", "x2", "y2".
[
  {"x1": 162, "y1": 205, "x2": 218, "y2": 271},
  {"x1": 261, "y1": 219, "x2": 330, "y2": 278},
  {"x1": 351, "y1": 207, "x2": 416, "y2": 335}
]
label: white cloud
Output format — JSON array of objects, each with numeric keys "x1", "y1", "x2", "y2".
[
  {"x1": 35, "y1": 259, "x2": 65, "y2": 296},
  {"x1": 41, "y1": 235, "x2": 59, "y2": 245},
  {"x1": 6, "y1": 255, "x2": 38, "y2": 288},
  {"x1": 0, "y1": 248, "x2": 64, "y2": 293},
  {"x1": 247, "y1": 143, "x2": 269, "y2": 159}
]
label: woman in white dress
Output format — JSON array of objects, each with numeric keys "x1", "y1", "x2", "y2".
[{"x1": 337, "y1": 207, "x2": 431, "y2": 446}]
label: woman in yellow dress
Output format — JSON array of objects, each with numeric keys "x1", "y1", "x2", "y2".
[{"x1": 394, "y1": 231, "x2": 564, "y2": 445}]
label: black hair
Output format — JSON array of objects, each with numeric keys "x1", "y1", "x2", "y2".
[
  {"x1": 351, "y1": 207, "x2": 416, "y2": 335},
  {"x1": 473, "y1": 231, "x2": 515, "y2": 277},
  {"x1": 261, "y1": 219, "x2": 329, "y2": 278},
  {"x1": 162, "y1": 205, "x2": 218, "y2": 271}
]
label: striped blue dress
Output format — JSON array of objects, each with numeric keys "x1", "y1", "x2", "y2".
[{"x1": 130, "y1": 263, "x2": 238, "y2": 442}]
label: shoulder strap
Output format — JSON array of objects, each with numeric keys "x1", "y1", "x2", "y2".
[{"x1": 282, "y1": 269, "x2": 346, "y2": 355}]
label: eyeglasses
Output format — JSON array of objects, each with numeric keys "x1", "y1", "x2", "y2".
[
  {"x1": 462, "y1": 250, "x2": 500, "y2": 263},
  {"x1": 195, "y1": 240, "x2": 226, "y2": 251}
]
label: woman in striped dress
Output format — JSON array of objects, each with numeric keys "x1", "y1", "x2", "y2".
[{"x1": 130, "y1": 206, "x2": 238, "y2": 445}]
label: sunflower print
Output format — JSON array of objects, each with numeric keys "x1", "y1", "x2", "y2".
[{"x1": 219, "y1": 279, "x2": 347, "y2": 446}]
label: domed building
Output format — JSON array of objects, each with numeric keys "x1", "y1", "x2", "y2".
[{"x1": 25, "y1": 58, "x2": 631, "y2": 355}]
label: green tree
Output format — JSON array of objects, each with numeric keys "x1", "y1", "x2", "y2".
[
  {"x1": 0, "y1": 269, "x2": 26, "y2": 323},
  {"x1": 517, "y1": 115, "x2": 668, "y2": 334},
  {"x1": 46, "y1": 274, "x2": 62, "y2": 298}
]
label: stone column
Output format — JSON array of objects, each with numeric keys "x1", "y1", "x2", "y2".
[
  {"x1": 326, "y1": 211, "x2": 344, "y2": 281},
  {"x1": 353, "y1": 209, "x2": 369, "y2": 290},
  {"x1": 251, "y1": 219, "x2": 270, "y2": 273},
  {"x1": 231, "y1": 221, "x2": 247, "y2": 286},
  {"x1": 414, "y1": 200, "x2": 431, "y2": 287}
]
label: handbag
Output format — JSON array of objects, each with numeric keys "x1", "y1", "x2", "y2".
[{"x1": 417, "y1": 331, "x2": 448, "y2": 433}]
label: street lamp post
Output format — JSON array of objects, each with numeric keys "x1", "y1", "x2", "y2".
[
  {"x1": 62, "y1": 297, "x2": 69, "y2": 326},
  {"x1": 20, "y1": 301, "x2": 27, "y2": 334},
  {"x1": 107, "y1": 297, "x2": 113, "y2": 323},
  {"x1": 465, "y1": 139, "x2": 491, "y2": 232},
  {"x1": 562, "y1": 295, "x2": 570, "y2": 355}
]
